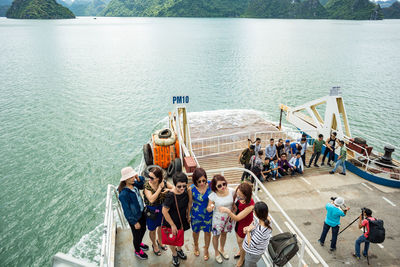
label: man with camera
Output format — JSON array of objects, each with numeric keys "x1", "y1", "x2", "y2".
[
  {"x1": 352, "y1": 208, "x2": 375, "y2": 260},
  {"x1": 318, "y1": 197, "x2": 350, "y2": 251}
]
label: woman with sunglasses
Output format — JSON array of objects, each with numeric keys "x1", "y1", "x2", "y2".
[
  {"x1": 162, "y1": 172, "x2": 191, "y2": 267},
  {"x1": 207, "y1": 175, "x2": 235, "y2": 264},
  {"x1": 143, "y1": 167, "x2": 174, "y2": 256},
  {"x1": 219, "y1": 183, "x2": 254, "y2": 267},
  {"x1": 188, "y1": 167, "x2": 213, "y2": 260},
  {"x1": 118, "y1": 167, "x2": 149, "y2": 260}
]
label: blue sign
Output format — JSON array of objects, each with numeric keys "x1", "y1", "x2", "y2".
[{"x1": 173, "y1": 96, "x2": 190, "y2": 104}]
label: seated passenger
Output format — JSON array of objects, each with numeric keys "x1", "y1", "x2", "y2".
[
  {"x1": 261, "y1": 158, "x2": 271, "y2": 181},
  {"x1": 278, "y1": 153, "x2": 293, "y2": 176},
  {"x1": 289, "y1": 152, "x2": 304, "y2": 176},
  {"x1": 269, "y1": 158, "x2": 281, "y2": 181}
]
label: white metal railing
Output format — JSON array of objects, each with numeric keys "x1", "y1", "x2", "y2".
[
  {"x1": 100, "y1": 184, "x2": 128, "y2": 267},
  {"x1": 204, "y1": 167, "x2": 329, "y2": 267},
  {"x1": 341, "y1": 135, "x2": 400, "y2": 178},
  {"x1": 191, "y1": 129, "x2": 319, "y2": 158}
]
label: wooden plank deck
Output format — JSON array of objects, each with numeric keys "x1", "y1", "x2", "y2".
[{"x1": 196, "y1": 151, "x2": 243, "y2": 184}]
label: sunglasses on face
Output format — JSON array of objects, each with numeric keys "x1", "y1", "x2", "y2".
[
  {"x1": 198, "y1": 179, "x2": 207, "y2": 184},
  {"x1": 217, "y1": 182, "x2": 227, "y2": 189},
  {"x1": 176, "y1": 184, "x2": 187, "y2": 189}
]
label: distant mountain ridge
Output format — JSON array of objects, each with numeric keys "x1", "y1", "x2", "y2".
[
  {"x1": 3, "y1": 0, "x2": 399, "y2": 19},
  {"x1": 381, "y1": 0, "x2": 400, "y2": 17},
  {"x1": 101, "y1": 0, "x2": 383, "y2": 19},
  {"x1": 57, "y1": 0, "x2": 109, "y2": 16}
]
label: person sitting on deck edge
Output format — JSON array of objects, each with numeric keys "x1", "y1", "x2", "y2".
[
  {"x1": 278, "y1": 153, "x2": 293, "y2": 176},
  {"x1": 289, "y1": 152, "x2": 304, "y2": 176}
]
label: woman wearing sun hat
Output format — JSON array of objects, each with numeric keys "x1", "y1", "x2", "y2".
[{"x1": 118, "y1": 166, "x2": 149, "y2": 260}]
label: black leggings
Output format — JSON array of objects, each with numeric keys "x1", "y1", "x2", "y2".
[
  {"x1": 322, "y1": 148, "x2": 334, "y2": 164},
  {"x1": 129, "y1": 211, "x2": 147, "y2": 252}
]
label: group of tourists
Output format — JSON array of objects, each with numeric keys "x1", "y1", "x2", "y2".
[
  {"x1": 118, "y1": 166, "x2": 272, "y2": 267},
  {"x1": 239, "y1": 131, "x2": 348, "y2": 182}
]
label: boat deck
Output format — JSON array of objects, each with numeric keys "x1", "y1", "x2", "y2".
[
  {"x1": 114, "y1": 112, "x2": 399, "y2": 267},
  {"x1": 115, "y1": 150, "x2": 400, "y2": 266}
]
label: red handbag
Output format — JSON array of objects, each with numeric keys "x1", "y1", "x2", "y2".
[{"x1": 161, "y1": 193, "x2": 184, "y2": 246}]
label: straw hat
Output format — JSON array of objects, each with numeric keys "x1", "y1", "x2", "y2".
[{"x1": 120, "y1": 167, "x2": 137, "y2": 182}]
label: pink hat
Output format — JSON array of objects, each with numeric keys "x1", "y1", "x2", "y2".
[{"x1": 120, "y1": 167, "x2": 137, "y2": 182}]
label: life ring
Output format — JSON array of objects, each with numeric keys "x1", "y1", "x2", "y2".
[
  {"x1": 158, "y1": 129, "x2": 172, "y2": 139},
  {"x1": 143, "y1": 143, "x2": 153, "y2": 166},
  {"x1": 167, "y1": 158, "x2": 183, "y2": 177},
  {"x1": 154, "y1": 129, "x2": 176, "y2": 146}
]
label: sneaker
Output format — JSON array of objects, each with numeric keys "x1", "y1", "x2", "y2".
[
  {"x1": 306, "y1": 165, "x2": 311, "y2": 168},
  {"x1": 340, "y1": 172, "x2": 346, "y2": 175},
  {"x1": 172, "y1": 255, "x2": 180, "y2": 266},
  {"x1": 330, "y1": 247, "x2": 336, "y2": 252},
  {"x1": 329, "y1": 171, "x2": 334, "y2": 174},
  {"x1": 177, "y1": 249, "x2": 187, "y2": 260},
  {"x1": 321, "y1": 162, "x2": 325, "y2": 166},
  {"x1": 327, "y1": 162, "x2": 332, "y2": 167},
  {"x1": 318, "y1": 240, "x2": 324, "y2": 246},
  {"x1": 314, "y1": 164, "x2": 319, "y2": 167},
  {"x1": 140, "y1": 243, "x2": 149, "y2": 251},
  {"x1": 135, "y1": 249, "x2": 148, "y2": 260},
  {"x1": 352, "y1": 253, "x2": 360, "y2": 260},
  {"x1": 363, "y1": 253, "x2": 368, "y2": 258},
  {"x1": 272, "y1": 177, "x2": 276, "y2": 181}
]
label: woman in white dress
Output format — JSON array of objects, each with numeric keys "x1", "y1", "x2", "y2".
[{"x1": 207, "y1": 174, "x2": 235, "y2": 264}]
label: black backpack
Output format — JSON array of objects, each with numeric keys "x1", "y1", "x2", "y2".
[
  {"x1": 268, "y1": 232, "x2": 299, "y2": 266},
  {"x1": 367, "y1": 218, "x2": 385, "y2": 243}
]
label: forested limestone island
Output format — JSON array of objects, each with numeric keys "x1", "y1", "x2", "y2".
[
  {"x1": 99, "y1": 0, "x2": 399, "y2": 20},
  {"x1": 6, "y1": 0, "x2": 75, "y2": 18}
]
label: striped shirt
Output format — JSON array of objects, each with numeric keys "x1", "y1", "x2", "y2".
[{"x1": 243, "y1": 217, "x2": 272, "y2": 255}]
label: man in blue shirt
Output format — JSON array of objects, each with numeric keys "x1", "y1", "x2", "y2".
[
  {"x1": 265, "y1": 138, "x2": 277, "y2": 160},
  {"x1": 318, "y1": 197, "x2": 350, "y2": 251}
]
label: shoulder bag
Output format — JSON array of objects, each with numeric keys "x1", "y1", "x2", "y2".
[{"x1": 161, "y1": 193, "x2": 184, "y2": 246}]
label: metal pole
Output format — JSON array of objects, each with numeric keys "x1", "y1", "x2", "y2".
[{"x1": 279, "y1": 109, "x2": 283, "y2": 130}]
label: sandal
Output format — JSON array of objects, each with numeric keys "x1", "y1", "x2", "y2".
[
  {"x1": 194, "y1": 248, "x2": 200, "y2": 257},
  {"x1": 234, "y1": 253, "x2": 240, "y2": 259},
  {"x1": 152, "y1": 245, "x2": 161, "y2": 256},
  {"x1": 215, "y1": 255, "x2": 223, "y2": 264},
  {"x1": 219, "y1": 250, "x2": 229, "y2": 260},
  {"x1": 157, "y1": 240, "x2": 168, "y2": 251},
  {"x1": 204, "y1": 249, "x2": 209, "y2": 261}
]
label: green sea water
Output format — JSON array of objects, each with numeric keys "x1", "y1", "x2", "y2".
[{"x1": 0, "y1": 17, "x2": 399, "y2": 266}]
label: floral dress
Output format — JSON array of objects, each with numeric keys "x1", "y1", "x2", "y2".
[
  {"x1": 190, "y1": 183, "x2": 213, "y2": 233},
  {"x1": 208, "y1": 188, "x2": 235, "y2": 236}
]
